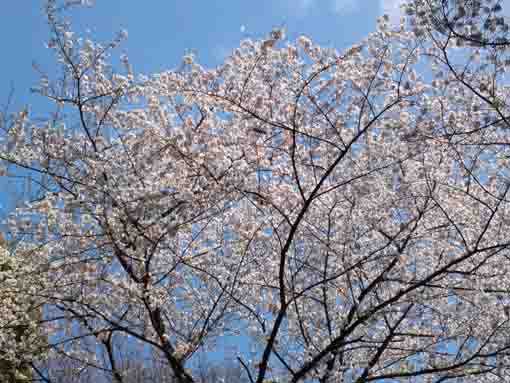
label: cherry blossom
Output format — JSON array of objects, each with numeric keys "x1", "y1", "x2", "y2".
[{"x1": 3, "y1": 0, "x2": 510, "y2": 382}]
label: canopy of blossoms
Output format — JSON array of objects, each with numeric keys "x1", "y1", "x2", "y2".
[{"x1": 2, "y1": 0, "x2": 510, "y2": 382}]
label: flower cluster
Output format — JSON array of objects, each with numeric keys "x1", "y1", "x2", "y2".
[{"x1": 2, "y1": 1, "x2": 510, "y2": 382}]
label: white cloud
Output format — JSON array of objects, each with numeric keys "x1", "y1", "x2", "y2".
[{"x1": 380, "y1": 0, "x2": 404, "y2": 25}]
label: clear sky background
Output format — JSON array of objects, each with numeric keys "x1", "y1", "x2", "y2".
[{"x1": 0, "y1": 1, "x2": 403, "y2": 114}]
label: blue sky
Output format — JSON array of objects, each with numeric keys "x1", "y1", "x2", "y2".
[{"x1": 0, "y1": 1, "x2": 400, "y2": 114}]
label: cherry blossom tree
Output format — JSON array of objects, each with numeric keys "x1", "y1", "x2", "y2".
[
  {"x1": 0, "y1": 234, "x2": 46, "y2": 382},
  {"x1": 3, "y1": 0, "x2": 510, "y2": 382}
]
